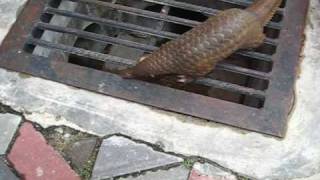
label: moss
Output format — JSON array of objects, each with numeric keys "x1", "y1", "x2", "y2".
[
  {"x1": 18, "y1": 73, "x2": 32, "y2": 79},
  {"x1": 182, "y1": 159, "x2": 195, "y2": 169},
  {"x1": 79, "y1": 160, "x2": 95, "y2": 180},
  {"x1": 237, "y1": 176, "x2": 252, "y2": 180},
  {"x1": 77, "y1": 142, "x2": 100, "y2": 180}
]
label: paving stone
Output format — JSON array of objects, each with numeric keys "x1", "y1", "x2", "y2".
[
  {"x1": 7, "y1": 122, "x2": 80, "y2": 180},
  {"x1": 189, "y1": 163, "x2": 237, "y2": 180},
  {"x1": 65, "y1": 137, "x2": 98, "y2": 169},
  {"x1": 0, "y1": 158, "x2": 19, "y2": 180},
  {"x1": 91, "y1": 136, "x2": 182, "y2": 180},
  {"x1": 119, "y1": 166, "x2": 190, "y2": 180},
  {"x1": 0, "y1": 113, "x2": 21, "y2": 155}
]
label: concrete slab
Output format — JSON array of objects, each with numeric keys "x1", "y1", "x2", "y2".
[
  {"x1": 119, "y1": 166, "x2": 190, "y2": 180},
  {"x1": 0, "y1": 113, "x2": 21, "y2": 154},
  {"x1": 91, "y1": 136, "x2": 182, "y2": 180},
  {"x1": 0, "y1": 0, "x2": 320, "y2": 179}
]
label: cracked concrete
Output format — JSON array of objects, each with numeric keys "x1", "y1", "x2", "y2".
[{"x1": 0, "y1": 0, "x2": 320, "y2": 179}]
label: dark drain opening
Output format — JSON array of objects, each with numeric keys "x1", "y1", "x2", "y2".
[
  {"x1": 69, "y1": 23, "x2": 106, "y2": 69},
  {"x1": 168, "y1": 7, "x2": 208, "y2": 22},
  {"x1": 226, "y1": 54, "x2": 273, "y2": 73}
]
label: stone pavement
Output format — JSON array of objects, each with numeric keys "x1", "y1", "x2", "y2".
[
  {"x1": 0, "y1": 0, "x2": 320, "y2": 179},
  {"x1": 0, "y1": 113, "x2": 239, "y2": 180}
]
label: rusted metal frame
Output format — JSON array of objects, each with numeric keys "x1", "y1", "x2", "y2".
[
  {"x1": 0, "y1": 0, "x2": 309, "y2": 137},
  {"x1": 0, "y1": 0, "x2": 271, "y2": 135},
  {"x1": 66, "y1": 0, "x2": 281, "y2": 29},
  {"x1": 258, "y1": 0, "x2": 310, "y2": 137}
]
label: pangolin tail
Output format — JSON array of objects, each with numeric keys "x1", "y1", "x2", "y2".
[{"x1": 246, "y1": 0, "x2": 282, "y2": 25}]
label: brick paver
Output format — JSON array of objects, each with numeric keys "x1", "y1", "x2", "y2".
[{"x1": 7, "y1": 122, "x2": 80, "y2": 180}]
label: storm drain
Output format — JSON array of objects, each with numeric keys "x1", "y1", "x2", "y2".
[{"x1": 0, "y1": 0, "x2": 309, "y2": 136}]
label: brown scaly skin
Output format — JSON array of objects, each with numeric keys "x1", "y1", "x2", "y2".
[{"x1": 119, "y1": 0, "x2": 282, "y2": 79}]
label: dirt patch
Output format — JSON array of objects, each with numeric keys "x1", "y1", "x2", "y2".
[{"x1": 42, "y1": 126, "x2": 101, "y2": 180}]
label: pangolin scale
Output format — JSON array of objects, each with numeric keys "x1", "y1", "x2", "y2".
[{"x1": 119, "y1": 0, "x2": 282, "y2": 79}]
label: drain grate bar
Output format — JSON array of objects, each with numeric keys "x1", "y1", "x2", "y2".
[
  {"x1": 45, "y1": 7, "x2": 180, "y2": 40},
  {"x1": 68, "y1": 0, "x2": 201, "y2": 27},
  {"x1": 36, "y1": 22, "x2": 158, "y2": 52},
  {"x1": 142, "y1": 0, "x2": 219, "y2": 15},
  {"x1": 229, "y1": 51, "x2": 272, "y2": 63},
  {"x1": 236, "y1": 51, "x2": 273, "y2": 62},
  {"x1": 216, "y1": 63, "x2": 270, "y2": 80},
  {"x1": 67, "y1": 0, "x2": 281, "y2": 29},
  {"x1": 27, "y1": 38, "x2": 135, "y2": 65},
  {"x1": 143, "y1": 0, "x2": 284, "y2": 15},
  {"x1": 195, "y1": 78, "x2": 266, "y2": 99}
]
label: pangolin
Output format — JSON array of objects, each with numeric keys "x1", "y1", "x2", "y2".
[{"x1": 119, "y1": 0, "x2": 282, "y2": 79}]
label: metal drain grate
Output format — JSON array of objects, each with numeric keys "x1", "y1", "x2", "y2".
[{"x1": 0, "y1": 0, "x2": 309, "y2": 137}]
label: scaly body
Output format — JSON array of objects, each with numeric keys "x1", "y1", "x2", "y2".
[{"x1": 119, "y1": 0, "x2": 282, "y2": 78}]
